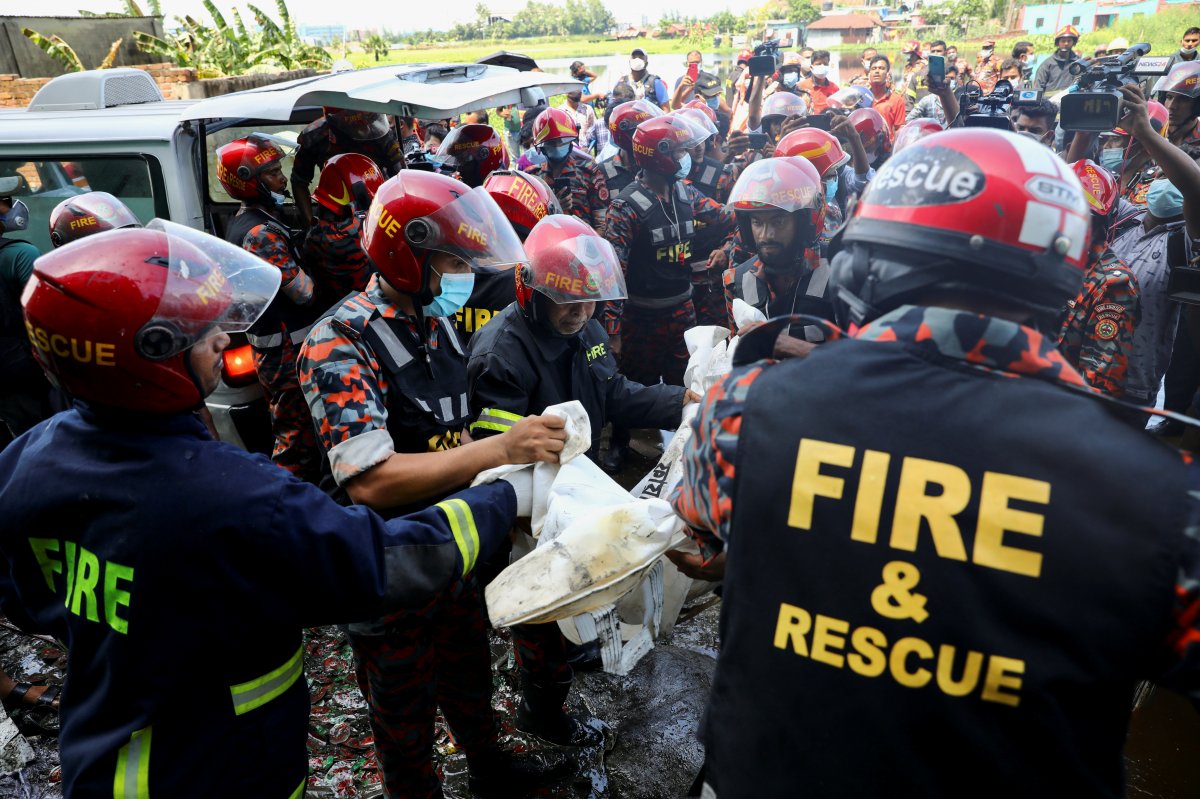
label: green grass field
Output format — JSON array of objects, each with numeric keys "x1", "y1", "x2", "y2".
[{"x1": 342, "y1": 34, "x2": 721, "y2": 68}]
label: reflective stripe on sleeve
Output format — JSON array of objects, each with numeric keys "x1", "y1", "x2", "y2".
[
  {"x1": 113, "y1": 726, "x2": 151, "y2": 799},
  {"x1": 436, "y1": 498, "x2": 481, "y2": 575},
  {"x1": 230, "y1": 645, "x2": 304, "y2": 716},
  {"x1": 288, "y1": 777, "x2": 306, "y2": 799},
  {"x1": 469, "y1": 408, "x2": 524, "y2": 434}
]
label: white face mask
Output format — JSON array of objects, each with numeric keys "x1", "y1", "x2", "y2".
[
  {"x1": 812, "y1": 64, "x2": 830, "y2": 78},
  {"x1": 1182, "y1": 46, "x2": 1198, "y2": 56},
  {"x1": 630, "y1": 58, "x2": 647, "y2": 72}
]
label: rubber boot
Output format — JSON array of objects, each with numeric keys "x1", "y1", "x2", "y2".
[
  {"x1": 515, "y1": 677, "x2": 608, "y2": 748},
  {"x1": 602, "y1": 425, "x2": 629, "y2": 474},
  {"x1": 466, "y1": 746, "x2": 573, "y2": 799}
]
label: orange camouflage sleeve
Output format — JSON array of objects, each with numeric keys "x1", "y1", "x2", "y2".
[
  {"x1": 296, "y1": 316, "x2": 394, "y2": 485},
  {"x1": 670, "y1": 363, "x2": 766, "y2": 562}
]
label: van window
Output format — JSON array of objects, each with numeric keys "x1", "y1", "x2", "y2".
[
  {"x1": 205, "y1": 124, "x2": 306, "y2": 205},
  {"x1": 0, "y1": 157, "x2": 163, "y2": 254}
]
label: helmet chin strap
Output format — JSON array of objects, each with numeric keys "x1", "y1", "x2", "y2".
[{"x1": 409, "y1": 250, "x2": 437, "y2": 379}]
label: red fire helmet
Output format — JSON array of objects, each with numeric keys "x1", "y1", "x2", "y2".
[
  {"x1": 631, "y1": 115, "x2": 706, "y2": 175},
  {"x1": 360, "y1": 171, "x2": 528, "y2": 295},
  {"x1": 48, "y1": 192, "x2": 140, "y2": 248},
  {"x1": 833, "y1": 128, "x2": 1091, "y2": 326},
  {"x1": 776, "y1": 128, "x2": 850, "y2": 179},
  {"x1": 1070, "y1": 159, "x2": 1119, "y2": 218},
  {"x1": 893, "y1": 118, "x2": 945, "y2": 154},
  {"x1": 608, "y1": 99, "x2": 664, "y2": 154},
  {"x1": 312, "y1": 153, "x2": 385, "y2": 215},
  {"x1": 21, "y1": 220, "x2": 280, "y2": 413},
  {"x1": 849, "y1": 107, "x2": 892, "y2": 160},
  {"x1": 483, "y1": 169, "x2": 562, "y2": 241},
  {"x1": 436, "y1": 124, "x2": 509, "y2": 188},
  {"x1": 216, "y1": 133, "x2": 291, "y2": 201},
  {"x1": 532, "y1": 107, "x2": 579, "y2": 147},
  {"x1": 516, "y1": 214, "x2": 627, "y2": 319},
  {"x1": 727, "y1": 156, "x2": 826, "y2": 252}
]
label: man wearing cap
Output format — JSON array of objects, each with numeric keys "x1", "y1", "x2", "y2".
[
  {"x1": 899, "y1": 40, "x2": 928, "y2": 111},
  {"x1": 1034, "y1": 25, "x2": 1081, "y2": 94},
  {"x1": 0, "y1": 178, "x2": 54, "y2": 437},
  {"x1": 974, "y1": 39, "x2": 1002, "y2": 94},
  {"x1": 672, "y1": 50, "x2": 730, "y2": 114},
  {"x1": 614, "y1": 48, "x2": 670, "y2": 111}
]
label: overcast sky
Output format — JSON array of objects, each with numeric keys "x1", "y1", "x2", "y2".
[{"x1": 33, "y1": 0, "x2": 741, "y2": 32}]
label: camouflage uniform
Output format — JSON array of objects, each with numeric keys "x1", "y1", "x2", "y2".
[
  {"x1": 297, "y1": 274, "x2": 503, "y2": 799},
  {"x1": 301, "y1": 205, "x2": 375, "y2": 304},
  {"x1": 232, "y1": 211, "x2": 321, "y2": 482},
  {"x1": 527, "y1": 151, "x2": 610, "y2": 232},
  {"x1": 606, "y1": 178, "x2": 733, "y2": 387},
  {"x1": 1057, "y1": 247, "x2": 1141, "y2": 398}
]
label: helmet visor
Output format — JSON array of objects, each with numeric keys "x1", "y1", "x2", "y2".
[
  {"x1": 828, "y1": 87, "x2": 865, "y2": 110},
  {"x1": 329, "y1": 110, "x2": 392, "y2": 141},
  {"x1": 676, "y1": 108, "x2": 718, "y2": 140},
  {"x1": 141, "y1": 219, "x2": 282, "y2": 359},
  {"x1": 728, "y1": 158, "x2": 821, "y2": 213},
  {"x1": 532, "y1": 231, "x2": 627, "y2": 304},
  {"x1": 405, "y1": 186, "x2": 529, "y2": 270},
  {"x1": 436, "y1": 126, "x2": 503, "y2": 169},
  {"x1": 762, "y1": 92, "x2": 809, "y2": 120}
]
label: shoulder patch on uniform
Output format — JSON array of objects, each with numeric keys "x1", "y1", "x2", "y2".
[{"x1": 1094, "y1": 318, "x2": 1119, "y2": 341}]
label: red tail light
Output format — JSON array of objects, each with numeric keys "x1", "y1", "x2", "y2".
[{"x1": 221, "y1": 344, "x2": 258, "y2": 386}]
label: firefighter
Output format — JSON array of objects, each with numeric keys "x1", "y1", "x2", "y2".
[
  {"x1": 599, "y1": 99, "x2": 664, "y2": 198},
  {"x1": 674, "y1": 127, "x2": 1200, "y2": 798},
  {"x1": 2, "y1": 220, "x2": 522, "y2": 797},
  {"x1": 48, "y1": 192, "x2": 140, "y2": 247},
  {"x1": 301, "y1": 152, "x2": 385, "y2": 302},
  {"x1": 296, "y1": 170, "x2": 573, "y2": 799},
  {"x1": 290, "y1": 108, "x2": 405, "y2": 227},
  {"x1": 525, "y1": 107, "x2": 609, "y2": 232},
  {"x1": 218, "y1": 134, "x2": 323, "y2": 482},
  {"x1": 466, "y1": 214, "x2": 693, "y2": 747},
  {"x1": 721, "y1": 156, "x2": 834, "y2": 350},
  {"x1": 435, "y1": 124, "x2": 510, "y2": 188},
  {"x1": 677, "y1": 107, "x2": 736, "y2": 326},
  {"x1": 0, "y1": 185, "x2": 52, "y2": 438},
  {"x1": 1058, "y1": 159, "x2": 1141, "y2": 398},
  {"x1": 453, "y1": 168, "x2": 563, "y2": 343},
  {"x1": 602, "y1": 114, "x2": 734, "y2": 473}
]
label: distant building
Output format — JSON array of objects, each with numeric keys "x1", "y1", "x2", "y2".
[
  {"x1": 805, "y1": 13, "x2": 886, "y2": 48},
  {"x1": 299, "y1": 24, "x2": 346, "y2": 45},
  {"x1": 1020, "y1": 0, "x2": 1197, "y2": 37},
  {"x1": 764, "y1": 20, "x2": 802, "y2": 48}
]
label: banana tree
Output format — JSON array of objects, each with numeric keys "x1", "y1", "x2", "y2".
[{"x1": 21, "y1": 29, "x2": 123, "y2": 72}]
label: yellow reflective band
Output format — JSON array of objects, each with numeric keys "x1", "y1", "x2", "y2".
[
  {"x1": 437, "y1": 498, "x2": 481, "y2": 575},
  {"x1": 288, "y1": 777, "x2": 306, "y2": 799},
  {"x1": 470, "y1": 408, "x2": 523, "y2": 434},
  {"x1": 113, "y1": 726, "x2": 151, "y2": 799},
  {"x1": 230, "y1": 645, "x2": 304, "y2": 716}
]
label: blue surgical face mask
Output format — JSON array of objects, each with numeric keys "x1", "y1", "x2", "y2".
[
  {"x1": 825, "y1": 177, "x2": 838, "y2": 204},
  {"x1": 543, "y1": 142, "x2": 572, "y2": 162},
  {"x1": 1146, "y1": 178, "x2": 1184, "y2": 219},
  {"x1": 783, "y1": 73, "x2": 800, "y2": 88},
  {"x1": 675, "y1": 152, "x2": 692, "y2": 180},
  {"x1": 423, "y1": 267, "x2": 476, "y2": 318},
  {"x1": 270, "y1": 191, "x2": 288, "y2": 207},
  {"x1": 707, "y1": 95, "x2": 720, "y2": 110},
  {"x1": 1098, "y1": 147, "x2": 1124, "y2": 173},
  {"x1": 0, "y1": 199, "x2": 29, "y2": 232}
]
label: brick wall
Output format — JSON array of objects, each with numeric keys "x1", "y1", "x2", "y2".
[{"x1": 0, "y1": 63, "x2": 314, "y2": 108}]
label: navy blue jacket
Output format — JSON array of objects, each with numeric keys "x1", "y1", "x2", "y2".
[{"x1": 0, "y1": 405, "x2": 515, "y2": 798}]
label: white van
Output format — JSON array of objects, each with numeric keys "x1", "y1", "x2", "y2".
[{"x1": 0, "y1": 64, "x2": 576, "y2": 450}]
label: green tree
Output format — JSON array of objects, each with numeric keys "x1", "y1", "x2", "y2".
[
  {"x1": 786, "y1": 0, "x2": 821, "y2": 26},
  {"x1": 708, "y1": 10, "x2": 738, "y2": 37},
  {"x1": 21, "y1": 29, "x2": 123, "y2": 72},
  {"x1": 923, "y1": 0, "x2": 992, "y2": 34}
]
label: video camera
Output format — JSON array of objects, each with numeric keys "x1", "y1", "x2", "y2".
[
  {"x1": 748, "y1": 39, "x2": 782, "y2": 78},
  {"x1": 1060, "y1": 43, "x2": 1171, "y2": 132},
  {"x1": 961, "y1": 80, "x2": 1047, "y2": 129}
]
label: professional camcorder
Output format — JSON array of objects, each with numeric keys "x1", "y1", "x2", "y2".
[
  {"x1": 748, "y1": 39, "x2": 782, "y2": 78},
  {"x1": 1059, "y1": 44, "x2": 1171, "y2": 132},
  {"x1": 961, "y1": 80, "x2": 1047, "y2": 129}
]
